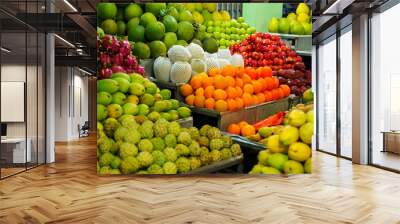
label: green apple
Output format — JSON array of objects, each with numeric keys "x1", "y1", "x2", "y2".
[
  {"x1": 122, "y1": 103, "x2": 138, "y2": 115},
  {"x1": 288, "y1": 109, "x2": 307, "y2": 127},
  {"x1": 111, "y1": 92, "x2": 126, "y2": 105},
  {"x1": 304, "y1": 158, "x2": 312, "y2": 173},
  {"x1": 267, "y1": 153, "x2": 288, "y2": 171},
  {"x1": 207, "y1": 21, "x2": 213, "y2": 27},
  {"x1": 257, "y1": 150, "x2": 271, "y2": 166},
  {"x1": 207, "y1": 26, "x2": 214, "y2": 33},
  {"x1": 288, "y1": 142, "x2": 311, "y2": 162},
  {"x1": 261, "y1": 166, "x2": 281, "y2": 174},
  {"x1": 266, "y1": 135, "x2": 287, "y2": 153},
  {"x1": 299, "y1": 122, "x2": 313, "y2": 144},
  {"x1": 237, "y1": 17, "x2": 245, "y2": 23},
  {"x1": 107, "y1": 104, "x2": 123, "y2": 118},
  {"x1": 279, "y1": 126, "x2": 299, "y2": 146},
  {"x1": 283, "y1": 160, "x2": 304, "y2": 174}
]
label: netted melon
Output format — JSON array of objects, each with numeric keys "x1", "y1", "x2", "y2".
[
  {"x1": 153, "y1": 57, "x2": 171, "y2": 82},
  {"x1": 167, "y1": 45, "x2": 191, "y2": 63},
  {"x1": 170, "y1": 61, "x2": 192, "y2": 84}
]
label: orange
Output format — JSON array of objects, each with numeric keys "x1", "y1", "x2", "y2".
[
  {"x1": 190, "y1": 75, "x2": 202, "y2": 90},
  {"x1": 204, "y1": 98, "x2": 215, "y2": 109},
  {"x1": 264, "y1": 77, "x2": 274, "y2": 90},
  {"x1": 252, "y1": 80, "x2": 262, "y2": 94},
  {"x1": 215, "y1": 100, "x2": 228, "y2": 112},
  {"x1": 276, "y1": 88, "x2": 285, "y2": 99},
  {"x1": 197, "y1": 72, "x2": 208, "y2": 78},
  {"x1": 235, "y1": 78, "x2": 244, "y2": 88},
  {"x1": 226, "y1": 86, "x2": 237, "y2": 99},
  {"x1": 208, "y1": 67, "x2": 221, "y2": 77},
  {"x1": 242, "y1": 93, "x2": 253, "y2": 107},
  {"x1": 227, "y1": 98, "x2": 237, "y2": 111},
  {"x1": 221, "y1": 65, "x2": 236, "y2": 77},
  {"x1": 185, "y1": 94, "x2": 195, "y2": 106},
  {"x1": 280, "y1": 84, "x2": 291, "y2": 96},
  {"x1": 225, "y1": 76, "x2": 236, "y2": 87},
  {"x1": 214, "y1": 75, "x2": 227, "y2": 89},
  {"x1": 243, "y1": 84, "x2": 254, "y2": 94},
  {"x1": 202, "y1": 76, "x2": 214, "y2": 88},
  {"x1": 252, "y1": 95, "x2": 259, "y2": 105},
  {"x1": 258, "y1": 78, "x2": 266, "y2": 92},
  {"x1": 180, "y1": 84, "x2": 193, "y2": 97},
  {"x1": 204, "y1": 86, "x2": 215, "y2": 98},
  {"x1": 272, "y1": 76, "x2": 279, "y2": 89},
  {"x1": 213, "y1": 89, "x2": 227, "y2": 100},
  {"x1": 247, "y1": 68, "x2": 258, "y2": 80},
  {"x1": 260, "y1": 66, "x2": 272, "y2": 77},
  {"x1": 235, "y1": 67, "x2": 244, "y2": 77},
  {"x1": 238, "y1": 121, "x2": 249, "y2": 129},
  {"x1": 256, "y1": 93, "x2": 266, "y2": 103},
  {"x1": 242, "y1": 74, "x2": 252, "y2": 84},
  {"x1": 227, "y1": 123, "x2": 241, "y2": 135},
  {"x1": 235, "y1": 86, "x2": 243, "y2": 97},
  {"x1": 271, "y1": 89, "x2": 279, "y2": 100},
  {"x1": 264, "y1": 91, "x2": 273, "y2": 102},
  {"x1": 241, "y1": 124, "x2": 256, "y2": 137},
  {"x1": 194, "y1": 95, "x2": 205, "y2": 108},
  {"x1": 235, "y1": 97, "x2": 244, "y2": 110},
  {"x1": 195, "y1": 87, "x2": 205, "y2": 96}
]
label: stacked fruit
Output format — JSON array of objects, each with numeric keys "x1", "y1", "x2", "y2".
[
  {"x1": 97, "y1": 35, "x2": 144, "y2": 79},
  {"x1": 200, "y1": 17, "x2": 256, "y2": 49},
  {"x1": 245, "y1": 105, "x2": 313, "y2": 174},
  {"x1": 230, "y1": 33, "x2": 311, "y2": 95},
  {"x1": 267, "y1": 3, "x2": 312, "y2": 35},
  {"x1": 179, "y1": 66, "x2": 290, "y2": 112},
  {"x1": 97, "y1": 72, "x2": 192, "y2": 123},
  {"x1": 97, "y1": 121, "x2": 242, "y2": 174}
]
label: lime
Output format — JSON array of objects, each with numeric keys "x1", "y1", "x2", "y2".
[
  {"x1": 149, "y1": 40, "x2": 167, "y2": 58},
  {"x1": 140, "y1": 12, "x2": 157, "y2": 27},
  {"x1": 97, "y1": 3, "x2": 117, "y2": 19},
  {"x1": 163, "y1": 32, "x2": 177, "y2": 49},
  {"x1": 116, "y1": 21, "x2": 126, "y2": 36},
  {"x1": 125, "y1": 3, "x2": 143, "y2": 21},
  {"x1": 132, "y1": 42, "x2": 151, "y2": 59},
  {"x1": 128, "y1": 24, "x2": 145, "y2": 42},
  {"x1": 162, "y1": 15, "x2": 178, "y2": 33},
  {"x1": 100, "y1": 19, "x2": 118, "y2": 35},
  {"x1": 145, "y1": 21, "x2": 165, "y2": 41}
]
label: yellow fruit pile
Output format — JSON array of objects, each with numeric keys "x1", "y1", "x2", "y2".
[{"x1": 249, "y1": 104, "x2": 314, "y2": 174}]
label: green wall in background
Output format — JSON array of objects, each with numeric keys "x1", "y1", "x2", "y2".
[{"x1": 242, "y1": 3, "x2": 283, "y2": 33}]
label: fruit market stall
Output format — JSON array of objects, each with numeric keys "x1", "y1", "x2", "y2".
[{"x1": 96, "y1": 2, "x2": 313, "y2": 175}]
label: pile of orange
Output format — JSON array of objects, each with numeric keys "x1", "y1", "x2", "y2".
[
  {"x1": 180, "y1": 65, "x2": 290, "y2": 112},
  {"x1": 227, "y1": 121, "x2": 255, "y2": 137}
]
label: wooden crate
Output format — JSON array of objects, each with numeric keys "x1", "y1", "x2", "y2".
[{"x1": 184, "y1": 97, "x2": 290, "y2": 130}]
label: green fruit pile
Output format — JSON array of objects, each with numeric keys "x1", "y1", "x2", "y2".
[
  {"x1": 97, "y1": 3, "x2": 199, "y2": 60},
  {"x1": 249, "y1": 105, "x2": 313, "y2": 174},
  {"x1": 97, "y1": 72, "x2": 191, "y2": 123},
  {"x1": 97, "y1": 120, "x2": 242, "y2": 174},
  {"x1": 267, "y1": 3, "x2": 312, "y2": 35},
  {"x1": 201, "y1": 17, "x2": 256, "y2": 49}
]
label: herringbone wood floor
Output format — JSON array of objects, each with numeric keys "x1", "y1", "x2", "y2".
[{"x1": 0, "y1": 136, "x2": 399, "y2": 224}]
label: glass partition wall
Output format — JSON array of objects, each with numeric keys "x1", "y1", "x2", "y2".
[
  {"x1": 315, "y1": 26, "x2": 353, "y2": 159},
  {"x1": 370, "y1": 3, "x2": 400, "y2": 172},
  {"x1": 0, "y1": 2, "x2": 46, "y2": 179}
]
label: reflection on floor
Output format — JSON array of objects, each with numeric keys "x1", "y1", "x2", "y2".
[
  {"x1": 0, "y1": 136, "x2": 399, "y2": 223},
  {"x1": 373, "y1": 151, "x2": 400, "y2": 171}
]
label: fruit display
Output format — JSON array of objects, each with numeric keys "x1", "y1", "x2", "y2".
[
  {"x1": 201, "y1": 17, "x2": 256, "y2": 49},
  {"x1": 97, "y1": 73, "x2": 191, "y2": 123},
  {"x1": 267, "y1": 3, "x2": 312, "y2": 35},
  {"x1": 230, "y1": 33, "x2": 311, "y2": 95},
  {"x1": 247, "y1": 105, "x2": 313, "y2": 174},
  {"x1": 98, "y1": 119, "x2": 243, "y2": 174},
  {"x1": 153, "y1": 45, "x2": 244, "y2": 84},
  {"x1": 97, "y1": 35, "x2": 144, "y2": 79},
  {"x1": 179, "y1": 66, "x2": 290, "y2": 112}
]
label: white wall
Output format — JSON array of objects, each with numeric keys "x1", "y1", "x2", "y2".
[{"x1": 54, "y1": 67, "x2": 89, "y2": 141}]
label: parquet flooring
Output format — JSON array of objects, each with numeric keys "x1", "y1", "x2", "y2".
[{"x1": 0, "y1": 135, "x2": 400, "y2": 224}]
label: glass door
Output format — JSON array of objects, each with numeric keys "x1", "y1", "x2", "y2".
[
  {"x1": 317, "y1": 35, "x2": 337, "y2": 155},
  {"x1": 339, "y1": 26, "x2": 352, "y2": 159},
  {"x1": 370, "y1": 3, "x2": 400, "y2": 171}
]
